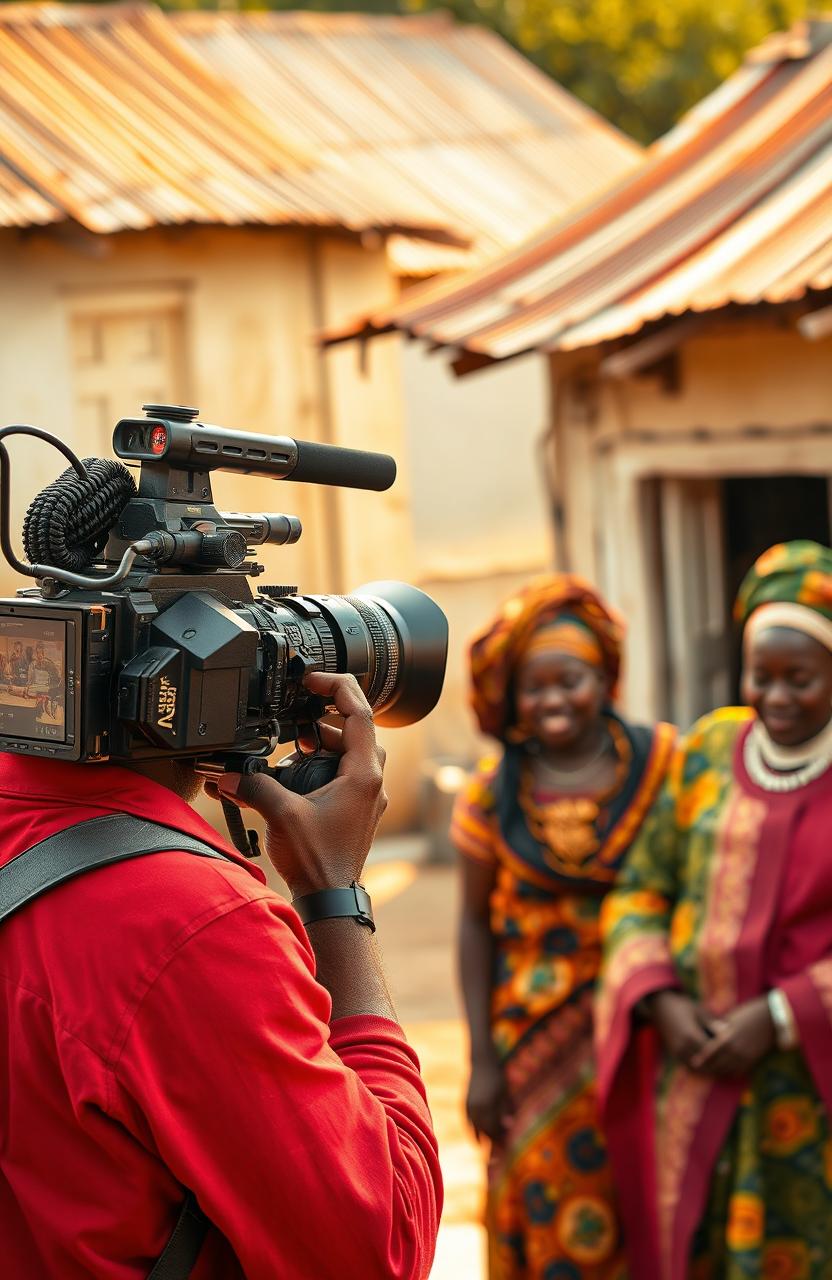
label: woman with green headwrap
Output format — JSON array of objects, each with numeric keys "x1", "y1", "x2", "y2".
[{"x1": 597, "y1": 541, "x2": 832, "y2": 1279}]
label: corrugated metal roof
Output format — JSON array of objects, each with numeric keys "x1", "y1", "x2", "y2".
[
  {"x1": 0, "y1": 3, "x2": 639, "y2": 252},
  {"x1": 329, "y1": 17, "x2": 832, "y2": 359},
  {"x1": 173, "y1": 10, "x2": 640, "y2": 272}
]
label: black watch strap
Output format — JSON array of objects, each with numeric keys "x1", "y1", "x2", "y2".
[{"x1": 292, "y1": 881, "x2": 375, "y2": 932}]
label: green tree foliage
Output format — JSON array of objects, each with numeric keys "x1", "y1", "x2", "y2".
[
  {"x1": 502, "y1": 0, "x2": 812, "y2": 142},
  {"x1": 155, "y1": 0, "x2": 812, "y2": 141}
]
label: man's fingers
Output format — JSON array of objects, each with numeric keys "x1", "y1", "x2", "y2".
[
  {"x1": 315, "y1": 719, "x2": 385, "y2": 780},
  {"x1": 304, "y1": 673, "x2": 374, "y2": 745},
  {"x1": 316, "y1": 723, "x2": 344, "y2": 753},
  {"x1": 296, "y1": 722, "x2": 344, "y2": 755},
  {"x1": 216, "y1": 769, "x2": 301, "y2": 822},
  {"x1": 303, "y1": 670, "x2": 371, "y2": 719},
  {"x1": 303, "y1": 672, "x2": 383, "y2": 782}
]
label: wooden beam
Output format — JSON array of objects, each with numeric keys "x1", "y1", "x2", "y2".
[
  {"x1": 599, "y1": 315, "x2": 705, "y2": 378},
  {"x1": 451, "y1": 349, "x2": 496, "y2": 377}
]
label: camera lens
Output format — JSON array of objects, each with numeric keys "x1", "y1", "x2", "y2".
[
  {"x1": 250, "y1": 581, "x2": 448, "y2": 730},
  {"x1": 343, "y1": 582, "x2": 448, "y2": 726}
]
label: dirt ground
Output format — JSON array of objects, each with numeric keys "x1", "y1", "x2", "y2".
[
  {"x1": 247, "y1": 824, "x2": 487, "y2": 1278},
  {"x1": 367, "y1": 859, "x2": 487, "y2": 1280}
]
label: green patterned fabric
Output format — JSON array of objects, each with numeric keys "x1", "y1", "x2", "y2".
[
  {"x1": 598, "y1": 704, "x2": 832, "y2": 1279},
  {"x1": 600, "y1": 706, "x2": 746, "y2": 1002},
  {"x1": 690, "y1": 1051, "x2": 832, "y2": 1279},
  {"x1": 734, "y1": 540, "x2": 832, "y2": 626}
]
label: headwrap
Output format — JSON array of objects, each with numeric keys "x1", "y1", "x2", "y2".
[
  {"x1": 469, "y1": 575, "x2": 625, "y2": 740},
  {"x1": 735, "y1": 540, "x2": 832, "y2": 653},
  {"x1": 521, "y1": 613, "x2": 605, "y2": 668}
]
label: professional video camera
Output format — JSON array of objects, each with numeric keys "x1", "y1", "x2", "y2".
[{"x1": 0, "y1": 405, "x2": 448, "y2": 852}]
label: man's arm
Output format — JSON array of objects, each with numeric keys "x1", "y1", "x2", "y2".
[
  {"x1": 216, "y1": 671, "x2": 399, "y2": 1022},
  {"x1": 112, "y1": 889, "x2": 441, "y2": 1280},
  {"x1": 119, "y1": 671, "x2": 441, "y2": 1279}
]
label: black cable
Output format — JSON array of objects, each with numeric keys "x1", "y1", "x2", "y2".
[
  {"x1": 0, "y1": 425, "x2": 147, "y2": 587},
  {"x1": 0, "y1": 426, "x2": 88, "y2": 578},
  {"x1": 23, "y1": 457, "x2": 136, "y2": 573}
]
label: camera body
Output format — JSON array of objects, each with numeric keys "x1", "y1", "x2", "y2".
[{"x1": 0, "y1": 406, "x2": 448, "y2": 771}]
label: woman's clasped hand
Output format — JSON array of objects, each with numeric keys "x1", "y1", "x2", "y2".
[{"x1": 647, "y1": 989, "x2": 776, "y2": 1076}]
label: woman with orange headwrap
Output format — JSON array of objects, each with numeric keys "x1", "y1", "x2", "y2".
[{"x1": 452, "y1": 576, "x2": 675, "y2": 1280}]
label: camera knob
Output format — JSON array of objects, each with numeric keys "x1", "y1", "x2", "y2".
[
  {"x1": 257, "y1": 585, "x2": 299, "y2": 599},
  {"x1": 142, "y1": 403, "x2": 199, "y2": 423},
  {"x1": 200, "y1": 530, "x2": 247, "y2": 568}
]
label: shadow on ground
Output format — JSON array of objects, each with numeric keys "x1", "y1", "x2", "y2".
[{"x1": 374, "y1": 863, "x2": 487, "y2": 1280}]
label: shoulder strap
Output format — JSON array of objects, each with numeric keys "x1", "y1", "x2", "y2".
[
  {"x1": 0, "y1": 812, "x2": 231, "y2": 1279},
  {"x1": 147, "y1": 1192, "x2": 210, "y2": 1280},
  {"x1": 0, "y1": 813, "x2": 232, "y2": 926}
]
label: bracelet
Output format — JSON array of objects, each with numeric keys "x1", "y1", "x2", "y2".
[
  {"x1": 767, "y1": 988, "x2": 799, "y2": 1050},
  {"x1": 292, "y1": 881, "x2": 375, "y2": 932}
]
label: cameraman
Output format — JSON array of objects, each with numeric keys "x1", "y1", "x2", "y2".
[{"x1": 0, "y1": 670, "x2": 442, "y2": 1279}]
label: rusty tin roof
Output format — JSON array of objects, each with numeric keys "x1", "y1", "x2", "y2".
[
  {"x1": 0, "y1": 2, "x2": 638, "y2": 254},
  {"x1": 328, "y1": 18, "x2": 832, "y2": 359}
]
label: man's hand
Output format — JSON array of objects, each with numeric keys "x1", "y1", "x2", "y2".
[
  {"x1": 647, "y1": 990, "x2": 717, "y2": 1068},
  {"x1": 466, "y1": 1054, "x2": 511, "y2": 1145},
  {"x1": 215, "y1": 672, "x2": 387, "y2": 897},
  {"x1": 688, "y1": 996, "x2": 775, "y2": 1077}
]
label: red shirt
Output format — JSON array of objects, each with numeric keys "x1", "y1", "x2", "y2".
[{"x1": 0, "y1": 755, "x2": 442, "y2": 1279}]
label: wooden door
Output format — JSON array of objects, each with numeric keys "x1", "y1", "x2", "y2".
[
  {"x1": 70, "y1": 306, "x2": 186, "y2": 455},
  {"x1": 660, "y1": 477, "x2": 730, "y2": 728}
]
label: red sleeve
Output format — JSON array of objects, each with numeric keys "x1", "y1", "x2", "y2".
[{"x1": 110, "y1": 895, "x2": 442, "y2": 1280}]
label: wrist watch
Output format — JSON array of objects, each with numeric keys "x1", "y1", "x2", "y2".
[
  {"x1": 292, "y1": 881, "x2": 375, "y2": 932},
  {"x1": 767, "y1": 988, "x2": 798, "y2": 1050}
]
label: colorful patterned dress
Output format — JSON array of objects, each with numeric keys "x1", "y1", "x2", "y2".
[
  {"x1": 453, "y1": 717, "x2": 675, "y2": 1280},
  {"x1": 597, "y1": 707, "x2": 832, "y2": 1279}
]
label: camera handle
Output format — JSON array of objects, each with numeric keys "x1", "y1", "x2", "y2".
[{"x1": 200, "y1": 748, "x2": 341, "y2": 860}]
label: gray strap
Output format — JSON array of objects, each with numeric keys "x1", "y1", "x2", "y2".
[
  {"x1": 0, "y1": 813, "x2": 232, "y2": 926},
  {"x1": 0, "y1": 812, "x2": 230, "y2": 1279},
  {"x1": 147, "y1": 1191, "x2": 210, "y2": 1280}
]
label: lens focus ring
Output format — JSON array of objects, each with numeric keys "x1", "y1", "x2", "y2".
[{"x1": 344, "y1": 596, "x2": 399, "y2": 711}]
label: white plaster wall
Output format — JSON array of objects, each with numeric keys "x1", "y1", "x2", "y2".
[
  {"x1": 0, "y1": 225, "x2": 425, "y2": 828},
  {"x1": 599, "y1": 326, "x2": 832, "y2": 437},
  {"x1": 0, "y1": 226, "x2": 331, "y2": 596},
  {"x1": 398, "y1": 344, "x2": 553, "y2": 768}
]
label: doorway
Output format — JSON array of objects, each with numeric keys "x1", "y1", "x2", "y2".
[
  {"x1": 658, "y1": 474, "x2": 831, "y2": 726},
  {"x1": 723, "y1": 475, "x2": 830, "y2": 696}
]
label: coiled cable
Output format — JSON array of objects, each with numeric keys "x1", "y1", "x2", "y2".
[
  {"x1": 23, "y1": 457, "x2": 136, "y2": 573},
  {"x1": 0, "y1": 425, "x2": 148, "y2": 588}
]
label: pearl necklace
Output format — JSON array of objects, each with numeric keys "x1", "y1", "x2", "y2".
[
  {"x1": 744, "y1": 719, "x2": 832, "y2": 792},
  {"x1": 755, "y1": 712, "x2": 832, "y2": 768}
]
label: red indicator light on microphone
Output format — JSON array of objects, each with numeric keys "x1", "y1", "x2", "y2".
[{"x1": 149, "y1": 424, "x2": 168, "y2": 455}]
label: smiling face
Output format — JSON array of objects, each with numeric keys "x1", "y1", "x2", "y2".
[
  {"x1": 514, "y1": 647, "x2": 609, "y2": 752},
  {"x1": 742, "y1": 626, "x2": 832, "y2": 746}
]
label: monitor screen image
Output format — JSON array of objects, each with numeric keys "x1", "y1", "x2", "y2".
[{"x1": 0, "y1": 618, "x2": 67, "y2": 743}]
